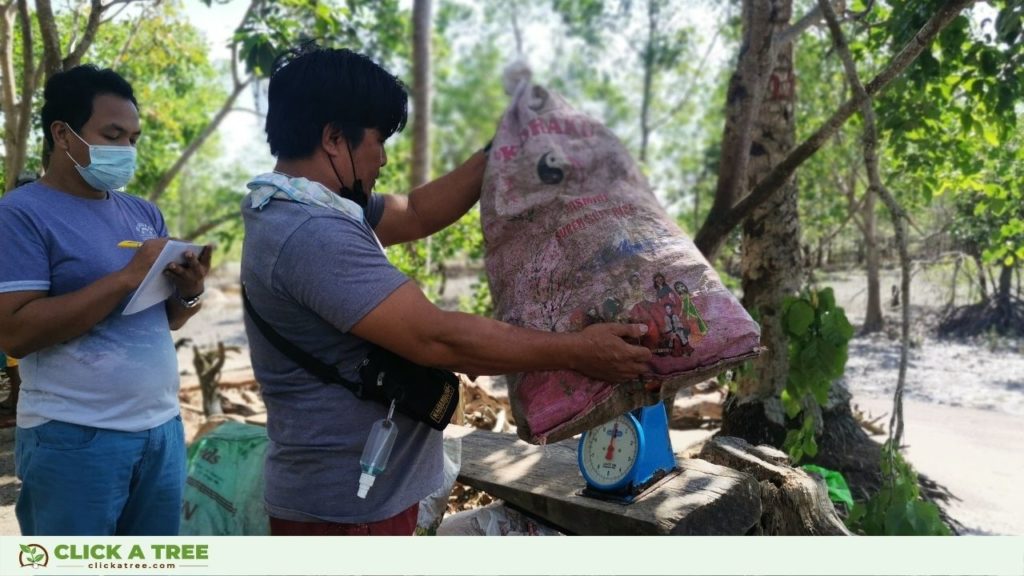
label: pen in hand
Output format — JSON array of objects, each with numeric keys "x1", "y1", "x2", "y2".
[{"x1": 117, "y1": 240, "x2": 143, "y2": 248}]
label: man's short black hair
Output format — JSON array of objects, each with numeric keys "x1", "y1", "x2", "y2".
[
  {"x1": 40, "y1": 65, "x2": 137, "y2": 149},
  {"x1": 266, "y1": 46, "x2": 408, "y2": 159}
]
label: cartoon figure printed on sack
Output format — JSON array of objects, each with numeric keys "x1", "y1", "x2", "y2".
[
  {"x1": 673, "y1": 280, "x2": 707, "y2": 348},
  {"x1": 570, "y1": 271, "x2": 708, "y2": 357}
]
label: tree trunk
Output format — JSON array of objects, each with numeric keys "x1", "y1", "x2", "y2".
[
  {"x1": 698, "y1": 0, "x2": 775, "y2": 259},
  {"x1": 2, "y1": 0, "x2": 107, "y2": 191},
  {"x1": 34, "y1": 0, "x2": 63, "y2": 79},
  {"x1": 995, "y1": 264, "x2": 1013, "y2": 333},
  {"x1": 945, "y1": 255, "x2": 961, "y2": 312},
  {"x1": 721, "y1": 3, "x2": 885, "y2": 503},
  {"x1": 2, "y1": 0, "x2": 38, "y2": 192},
  {"x1": 808, "y1": 383, "x2": 882, "y2": 500},
  {"x1": 411, "y1": 0, "x2": 432, "y2": 270},
  {"x1": 700, "y1": 436, "x2": 852, "y2": 535},
  {"x1": 693, "y1": 0, "x2": 979, "y2": 259},
  {"x1": 996, "y1": 263, "x2": 1012, "y2": 307},
  {"x1": 411, "y1": 0, "x2": 431, "y2": 188},
  {"x1": 1, "y1": 2, "x2": 20, "y2": 192},
  {"x1": 734, "y1": 0, "x2": 801, "y2": 413},
  {"x1": 862, "y1": 187, "x2": 884, "y2": 332},
  {"x1": 638, "y1": 0, "x2": 657, "y2": 164},
  {"x1": 971, "y1": 251, "x2": 989, "y2": 302}
]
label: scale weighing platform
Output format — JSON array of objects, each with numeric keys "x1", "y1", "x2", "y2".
[{"x1": 577, "y1": 402, "x2": 680, "y2": 504}]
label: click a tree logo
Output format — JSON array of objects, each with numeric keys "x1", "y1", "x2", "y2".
[{"x1": 18, "y1": 543, "x2": 48, "y2": 568}]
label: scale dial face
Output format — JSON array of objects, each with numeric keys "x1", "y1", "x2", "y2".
[{"x1": 579, "y1": 413, "x2": 641, "y2": 489}]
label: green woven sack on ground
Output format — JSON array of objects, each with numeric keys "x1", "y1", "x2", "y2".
[{"x1": 179, "y1": 421, "x2": 270, "y2": 535}]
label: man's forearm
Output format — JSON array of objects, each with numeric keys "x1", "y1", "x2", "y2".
[
  {"x1": 0, "y1": 271, "x2": 135, "y2": 357},
  {"x1": 406, "y1": 150, "x2": 486, "y2": 237},
  {"x1": 407, "y1": 310, "x2": 584, "y2": 376}
]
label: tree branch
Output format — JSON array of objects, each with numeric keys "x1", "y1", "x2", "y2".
[
  {"x1": 230, "y1": 0, "x2": 260, "y2": 90},
  {"x1": 34, "y1": 0, "x2": 62, "y2": 77},
  {"x1": 816, "y1": 0, "x2": 911, "y2": 454},
  {"x1": 694, "y1": 0, "x2": 977, "y2": 258},
  {"x1": 651, "y1": 3, "x2": 726, "y2": 129},
  {"x1": 184, "y1": 210, "x2": 240, "y2": 241},
  {"x1": 228, "y1": 106, "x2": 264, "y2": 117},
  {"x1": 509, "y1": 0, "x2": 523, "y2": 56},
  {"x1": 148, "y1": 0, "x2": 259, "y2": 204},
  {"x1": 638, "y1": 0, "x2": 656, "y2": 163},
  {"x1": 775, "y1": 5, "x2": 822, "y2": 47},
  {"x1": 699, "y1": 0, "x2": 775, "y2": 253},
  {"x1": 1, "y1": 2, "x2": 19, "y2": 192},
  {"x1": 825, "y1": 188, "x2": 868, "y2": 244},
  {"x1": 99, "y1": 0, "x2": 135, "y2": 24},
  {"x1": 148, "y1": 78, "x2": 251, "y2": 203},
  {"x1": 112, "y1": 0, "x2": 161, "y2": 68},
  {"x1": 62, "y1": 0, "x2": 105, "y2": 70},
  {"x1": 0, "y1": 4, "x2": 15, "y2": 123},
  {"x1": 12, "y1": 0, "x2": 33, "y2": 175}
]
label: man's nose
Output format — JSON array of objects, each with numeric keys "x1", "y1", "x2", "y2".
[{"x1": 380, "y1": 147, "x2": 387, "y2": 167}]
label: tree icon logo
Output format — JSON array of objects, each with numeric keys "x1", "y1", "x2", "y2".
[{"x1": 18, "y1": 543, "x2": 48, "y2": 568}]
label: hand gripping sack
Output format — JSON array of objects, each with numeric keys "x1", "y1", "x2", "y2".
[{"x1": 481, "y1": 83, "x2": 761, "y2": 445}]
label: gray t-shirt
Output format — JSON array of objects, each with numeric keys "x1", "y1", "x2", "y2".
[{"x1": 240, "y1": 189, "x2": 442, "y2": 524}]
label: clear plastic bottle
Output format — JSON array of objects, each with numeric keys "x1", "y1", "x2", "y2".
[{"x1": 357, "y1": 400, "x2": 398, "y2": 499}]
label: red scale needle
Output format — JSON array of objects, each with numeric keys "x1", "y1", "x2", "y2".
[{"x1": 605, "y1": 422, "x2": 618, "y2": 461}]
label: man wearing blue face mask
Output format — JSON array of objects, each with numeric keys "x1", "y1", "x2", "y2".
[{"x1": 0, "y1": 65, "x2": 212, "y2": 535}]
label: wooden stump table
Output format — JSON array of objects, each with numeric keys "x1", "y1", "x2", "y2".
[{"x1": 447, "y1": 426, "x2": 763, "y2": 535}]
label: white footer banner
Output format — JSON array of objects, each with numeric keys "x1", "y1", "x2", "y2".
[{"x1": 1, "y1": 535, "x2": 1022, "y2": 575}]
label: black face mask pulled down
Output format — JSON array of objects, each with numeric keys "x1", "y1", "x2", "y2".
[{"x1": 328, "y1": 140, "x2": 368, "y2": 209}]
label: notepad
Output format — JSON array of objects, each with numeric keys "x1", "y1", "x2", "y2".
[{"x1": 122, "y1": 240, "x2": 204, "y2": 315}]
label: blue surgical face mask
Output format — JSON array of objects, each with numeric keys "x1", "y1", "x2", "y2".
[{"x1": 65, "y1": 124, "x2": 137, "y2": 191}]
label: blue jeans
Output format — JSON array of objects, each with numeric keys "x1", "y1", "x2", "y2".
[{"x1": 15, "y1": 415, "x2": 185, "y2": 535}]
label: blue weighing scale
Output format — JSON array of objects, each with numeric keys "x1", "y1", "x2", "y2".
[{"x1": 577, "y1": 402, "x2": 679, "y2": 503}]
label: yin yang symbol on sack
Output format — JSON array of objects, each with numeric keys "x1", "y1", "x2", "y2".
[{"x1": 537, "y1": 151, "x2": 566, "y2": 185}]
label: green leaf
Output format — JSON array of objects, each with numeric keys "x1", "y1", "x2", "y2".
[
  {"x1": 910, "y1": 500, "x2": 952, "y2": 535},
  {"x1": 799, "y1": 341, "x2": 824, "y2": 376},
  {"x1": 781, "y1": 388, "x2": 803, "y2": 419},
  {"x1": 817, "y1": 287, "x2": 836, "y2": 311},
  {"x1": 20, "y1": 545, "x2": 34, "y2": 554},
  {"x1": 982, "y1": 125, "x2": 1000, "y2": 147},
  {"x1": 785, "y1": 300, "x2": 815, "y2": 337},
  {"x1": 846, "y1": 502, "x2": 867, "y2": 527},
  {"x1": 885, "y1": 500, "x2": 913, "y2": 535},
  {"x1": 803, "y1": 434, "x2": 818, "y2": 458},
  {"x1": 783, "y1": 429, "x2": 805, "y2": 462},
  {"x1": 812, "y1": 381, "x2": 830, "y2": 405}
]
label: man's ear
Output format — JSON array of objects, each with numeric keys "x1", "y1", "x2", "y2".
[
  {"x1": 321, "y1": 124, "x2": 344, "y2": 157},
  {"x1": 50, "y1": 121, "x2": 72, "y2": 152}
]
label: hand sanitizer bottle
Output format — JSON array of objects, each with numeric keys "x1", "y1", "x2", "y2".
[{"x1": 357, "y1": 400, "x2": 398, "y2": 499}]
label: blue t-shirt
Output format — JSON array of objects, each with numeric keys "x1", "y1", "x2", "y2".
[
  {"x1": 0, "y1": 182, "x2": 179, "y2": 431},
  {"x1": 241, "y1": 180, "x2": 442, "y2": 525}
]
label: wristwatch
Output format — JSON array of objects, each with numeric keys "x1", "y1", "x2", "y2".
[{"x1": 179, "y1": 291, "x2": 203, "y2": 309}]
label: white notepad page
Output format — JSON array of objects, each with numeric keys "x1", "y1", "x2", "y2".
[{"x1": 122, "y1": 240, "x2": 204, "y2": 315}]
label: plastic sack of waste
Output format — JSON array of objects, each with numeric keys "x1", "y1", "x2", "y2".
[
  {"x1": 481, "y1": 76, "x2": 761, "y2": 445},
  {"x1": 436, "y1": 501, "x2": 563, "y2": 536},
  {"x1": 179, "y1": 421, "x2": 270, "y2": 535},
  {"x1": 415, "y1": 436, "x2": 462, "y2": 535}
]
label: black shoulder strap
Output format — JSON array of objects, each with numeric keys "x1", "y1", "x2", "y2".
[{"x1": 241, "y1": 284, "x2": 362, "y2": 394}]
